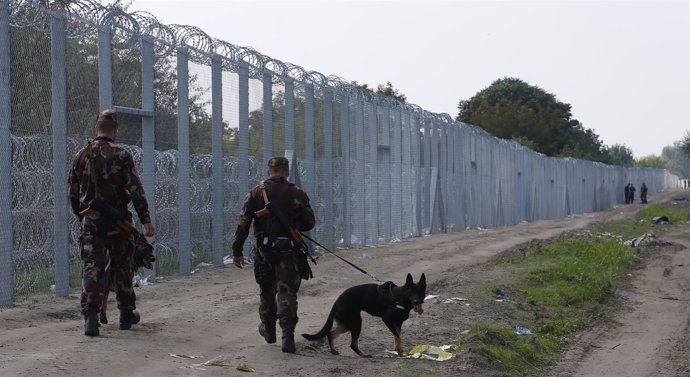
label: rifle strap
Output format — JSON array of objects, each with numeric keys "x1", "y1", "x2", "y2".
[{"x1": 259, "y1": 181, "x2": 270, "y2": 206}]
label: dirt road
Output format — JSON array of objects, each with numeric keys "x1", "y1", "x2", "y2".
[{"x1": 1, "y1": 190, "x2": 688, "y2": 377}]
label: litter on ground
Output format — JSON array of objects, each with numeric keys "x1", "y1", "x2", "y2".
[{"x1": 385, "y1": 344, "x2": 457, "y2": 361}]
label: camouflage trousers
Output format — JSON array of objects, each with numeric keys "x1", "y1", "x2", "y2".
[
  {"x1": 253, "y1": 246, "x2": 302, "y2": 330},
  {"x1": 80, "y1": 217, "x2": 136, "y2": 315}
]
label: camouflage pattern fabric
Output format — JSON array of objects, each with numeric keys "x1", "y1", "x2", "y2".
[
  {"x1": 231, "y1": 176, "x2": 315, "y2": 257},
  {"x1": 80, "y1": 223, "x2": 136, "y2": 314},
  {"x1": 68, "y1": 136, "x2": 150, "y2": 225},
  {"x1": 252, "y1": 247, "x2": 302, "y2": 329},
  {"x1": 233, "y1": 176, "x2": 315, "y2": 331},
  {"x1": 68, "y1": 136, "x2": 151, "y2": 314}
]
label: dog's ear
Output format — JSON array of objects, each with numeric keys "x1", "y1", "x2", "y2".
[
  {"x1": 405, "y1": 273, "x2": 413, "y2": 287},
  {"x1": 419, "y1": 273, "x2": 426, "y2": 289}
]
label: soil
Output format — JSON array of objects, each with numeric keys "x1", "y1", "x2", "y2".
[{"x1": 1, "y1": 190, "x2": 689, "y2": 377}]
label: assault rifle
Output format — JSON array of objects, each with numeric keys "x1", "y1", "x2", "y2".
[{"x1": 79, "y1": 198, "x2": 156, "y2": 270}]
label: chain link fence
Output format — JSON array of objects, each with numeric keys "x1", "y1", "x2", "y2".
[{"x1": 0, "y1": 0, "x2": 680, "y2": 305}]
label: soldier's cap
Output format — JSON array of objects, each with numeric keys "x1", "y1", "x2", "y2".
[
  {"x1": 268, "y1": 157, "x2": 289, "y2": 168},
  {"x1": 96, "y1": 109, "x2": 118, "y2": 128}
]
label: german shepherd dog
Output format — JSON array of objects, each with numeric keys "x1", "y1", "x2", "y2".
[{"x1": 302, "y1": 273, "x2": 426, "y2": 357}]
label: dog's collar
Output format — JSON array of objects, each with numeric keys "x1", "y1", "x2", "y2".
[{"x1": 379, "y1": 281, "x2": 409, "y2": 311}]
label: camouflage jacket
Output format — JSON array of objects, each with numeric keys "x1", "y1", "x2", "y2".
[
  {"x1": 68, "y1": 136, "x2": 151, "y2": 225},
  {"x1": 232, "y1": 176, "x2": 315, "y2": 256}
]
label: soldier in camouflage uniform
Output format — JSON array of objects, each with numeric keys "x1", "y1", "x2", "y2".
[
  {"x1": 232, "y1": 157, "x2": 316, "y2": 353},
  {"x1": 68, "y1": 109, "x2": 155, "y2": 336}
]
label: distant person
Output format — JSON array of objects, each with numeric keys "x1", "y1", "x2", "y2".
[
  {"x1": 640, "y1": 182, "x2": 648, "y2": 204},
  {"x1": 624, "y1": 183, "x2": 631, "y2": 204},
  {"x1": 629, "y1": 184, "x2": 636, "y2": 204}
]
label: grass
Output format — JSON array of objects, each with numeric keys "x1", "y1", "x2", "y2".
[
  {"x1": 594, "y1": 219, "x2": 652, "y2": 240},
  {"x1": 459, "y1": 235, "x2": 638, "y2": 376},
  {"x1": 636, "y1": 203, "x2": 690, "y2": 224},
  {"x1": 14, "y1": 262, "x2": 81, "y2": 298}
]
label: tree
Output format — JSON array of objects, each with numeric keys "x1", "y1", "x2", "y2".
[
  {"x1": 558, "y1": 120, "x2": 607, "y2": 162},
  {"x1": 606, "y1": 144, "x2": 635, "y2": 167},
  {"x1": 456, "y1": 77, "x2": 607, "y2": 161},
  {"x1": 662, "y1": 142, "x2": 690, "y2": 178},
  {"x1": 9, "y1": 1, "x2": 217, "y2": 153},
  {"x1": 351, "y1": 81, "x2": 407, "y2": 103},
  {"x1": 510, "y1": 136, "x2": 538, "y2": 151},
  {"x1": 634, "y1": 155, "x2": 667, "y2": 169},
  {"x1": 680, "y1": 131, "x2": 690, "y2": 159}
]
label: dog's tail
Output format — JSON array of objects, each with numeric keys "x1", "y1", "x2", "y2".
[{"x1": 301, "y1": 303, "x2": 337, "y2": 341}]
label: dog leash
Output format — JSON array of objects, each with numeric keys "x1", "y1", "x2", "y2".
[{"x1": 300, "y1": 232, "x2": 382, "y2": 282}]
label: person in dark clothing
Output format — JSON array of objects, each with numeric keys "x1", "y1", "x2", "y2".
[
  {"x1": 231, "y1": 157, "x2": 316, "y2": 354},
  {"x1": 624, "y1": 183, "x2": 631, "y2": 204},
  {"x1": 629, "y1": 184, "x2": 636, "y2": 204},
  {"x1": 640, "y1": 183, "x2": 648, "y2": 204},
  {"x1": 68, "y1": 109, "x2": 155, "y2": 336}
]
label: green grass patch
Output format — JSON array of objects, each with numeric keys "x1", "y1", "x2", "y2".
[
  {"x1": 460, "y1": 236, "x2": 638, "y2": 376},
  {"x1": 595, "y1": 219, "x2": 652, "y2": 240},
  {"x1": 461, "y1": 322, "x2": 559, "y2": 375},
  {"x1": 520, "y1": 238, "x2": 635, "y2": 307},
  {"x1": 636, "y1": 203, "x2": 690, "y2": 224},
  {"x1": 14, "y1": 262, "x2": 81, "y2": 298}
]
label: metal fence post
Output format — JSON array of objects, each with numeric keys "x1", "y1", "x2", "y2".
[
  {"x1": 381, "y1": 105, "x2": 391, "y2": 242},
  {"x1": 392, "y1": 107, "x2": 402, "y2": 239},
  {"x1": 177, "y1": 47, "x2": 191, "y2": 274},
  {"x1": 238, "y1": 62, "x2": 249, "y2": 209},
  {"x1": 263, "y1": 70, "x2": 272, "y2": 163},
  {"x1": 141, "y1": 35, "x2": 156, "y2": 273},
  {"x1": 98, "y1": 26, "x2": 112, "y2": 110},
  {"x1": 340, "y1": 90, "x2": 351, "y2": 247},
  {"x1": 354, "y1": 95, "x2": 365, "y2": 246},
  {"x1": 284, "y1": 78, "x2": 295, "y2": 156},
  {"x1": 323, "y1": 87, "x2": 334, "y2": 249},
  {"x1": 368, "y1": 101, "x2": 379, "y2": 244},
  {"x1": 51, "y1": 10, "x2": 69, "y2": 296},
  {"x1": 211, "y1": 54, "x2": 223, "y2": 266},
  {"x1": 304, "y1": 84, "x2": 315, "y2": 199},
  {"x1": 0, "y1": 0, "x2": 13, "y2": 306}
]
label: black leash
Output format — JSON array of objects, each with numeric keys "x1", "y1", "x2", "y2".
[{"x1": 300, "y1": 232, "x2": 382, "y2": 282}]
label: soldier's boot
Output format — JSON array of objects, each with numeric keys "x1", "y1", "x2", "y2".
[
  {"x1": 84, "y1": 310, "x2": 99, "y2": 337},
  {"x1": 281, "y1": 320, "x2": 296, "y2": 354},
  {"x1": 119, "y1": 310, "x2": 140, "y2": 330},
  {"x1": 258, "y1": 322, "x2": 277, "y2": 344}
]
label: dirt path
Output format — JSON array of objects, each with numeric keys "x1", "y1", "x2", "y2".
[
  {"x1": 549, "y1": 211, "x2": 690, "y2": 377},
  {"x1": 0, "y1": 190, "x2": 688, "y2": 377}
]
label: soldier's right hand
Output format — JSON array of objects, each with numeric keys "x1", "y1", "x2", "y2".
[{"x1": 143, "y1": 223, "x2": 155, "y2": 237}]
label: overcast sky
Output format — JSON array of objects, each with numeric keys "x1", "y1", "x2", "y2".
[{"x1": 128, "y1": 0, "x2": 690, "y2": 158}]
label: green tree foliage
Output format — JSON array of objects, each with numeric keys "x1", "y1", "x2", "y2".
[
  {"x1": 606, "y1": 144, "x2": 635, "y2": 167},
  {"x1": 634, "y1": 155, "x2": 668, "y2": 169},
  {"x1": 456, "y1": 77, "x2": 607, "y2": 161},
  {"x1": 351, "y1": 81, "x2": 407, "y2": 103},
  {"x1": 510, "y1": 136, "x2": 538, "y2": 151},
  {"x1": 9, "y1": 9, "x2": 216, "y2": 152},
  {"x1": 662, "y1": 142, "x2": 690, "y2": 178},
  {"x1": 247, "y1": 91, "x2": 338, "y2": 160},
  {"x1": 680, "y1": 131, "x2": 690, "y2": 159}
]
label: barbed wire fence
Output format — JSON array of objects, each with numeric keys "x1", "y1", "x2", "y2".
[{"x1": 0, "y1": 0, "x2": 680, "y2": 306}]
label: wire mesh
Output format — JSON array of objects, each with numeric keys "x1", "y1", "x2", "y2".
[{"x1": 1, "y1": 0, "x2": 680, "y2": 305}]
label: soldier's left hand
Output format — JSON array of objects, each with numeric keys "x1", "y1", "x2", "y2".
[{"x1": 233, "y1": 256, "x2": 245, "y2": 269}]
